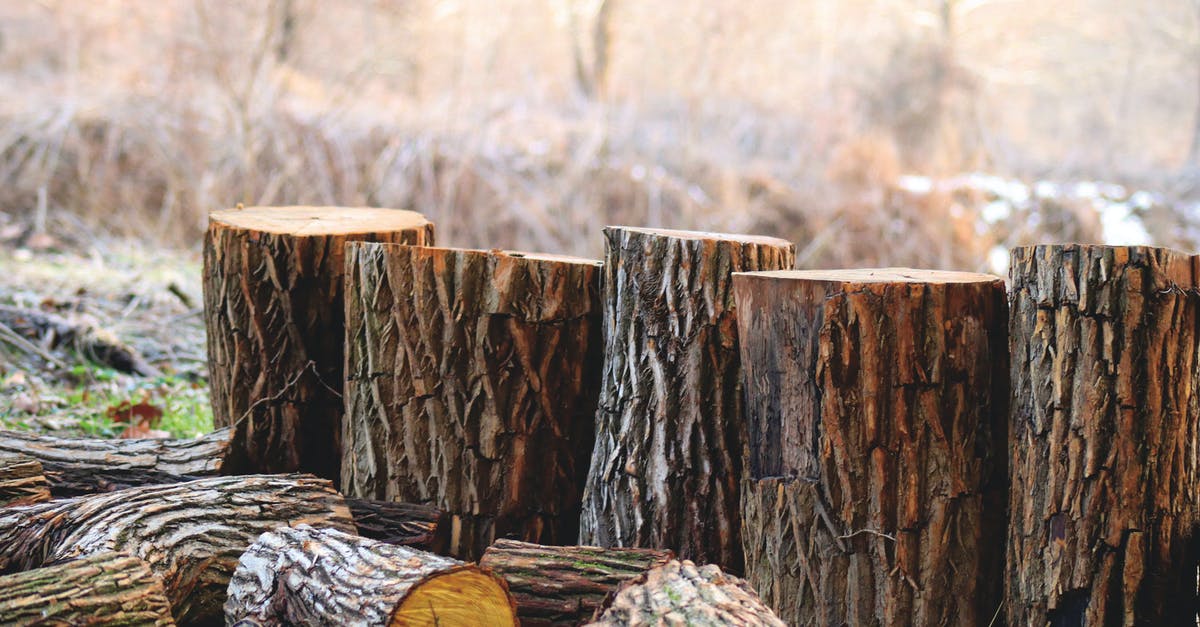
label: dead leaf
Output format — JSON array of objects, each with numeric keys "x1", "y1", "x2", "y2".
[
  {"x1": 106, "y1": 400, "x2": 164, "y2": 428},
  {"x1": 119, "y1": 423, "x2": 171, "y2": 439}
]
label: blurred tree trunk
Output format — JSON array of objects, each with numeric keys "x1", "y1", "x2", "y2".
[
  {"x1": 1189, "y1": 1, "x2": 1200, "y2": 165},
  {"x1": 275, "y1": 0, "x2": 296, "y2": 63},
  {"x1": 571, "y1": 0, "x2": 616, "y2": 98}
]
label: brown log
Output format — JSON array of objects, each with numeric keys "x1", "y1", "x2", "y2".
[
  {"x1": 1007, "y1": 245, "x2": 1200, "y2": 624},
  {"x1": 346, "y1": 497, "x2": 450, "y2": 553},
  {"x1": 479, "y1": 539, "x2": 673, "y2": 626},
  {"x1": 0, "y1": 474, "x2": 354, "y2": 625},
  {"x1": 225, "y1": 525, "x2": 517, "y2": 626},
  {"x1": 0, "y1": 427, "x2": 230, "y2": 496},
  {"x1": 204, "y1": 206, "x2": 434, "y2": 481},
  {"x1": 734, "y1": 268, "x2": 1008, "y2": 625},
  {"x1": 0, "y1": 551, "x2": 175, "y2": 626},
  {"x1": 579, "y1": 227, "x2": 794, "y2": 571},
  {"x1": 0, "y1": 455, "x2": 49, "y2": 507},
  {"x1": 342, "y1": 243, "x2": 603, "y2": 559},
  {"x1": 586, "y1": 559, "x2": 785, "y2": 626}
]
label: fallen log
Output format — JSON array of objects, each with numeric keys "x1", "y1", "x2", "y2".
[
  {"x1": 0, "y1": 427, "x2": 231, "y2": 496},
  {"x1": 345, "y1": 497, "x2": 450, "y2": 553},
  {"x1": 225, "y1": 525, "x2": 517, "y2": 626},
  {"x1": 342, "y1": 243, "x2": 603, "y2": 559},
  {"x1": 587, "y1": 559, "x2": 785, "y2": 626},
  {"x1": 733, "y1": 268, "x2": 1009, "y2": 625},
  {"x1": 0, "y1": 551, "x2": 175, "y2": 626},
  {"x1": 579, "y1": 227, "x2": 794, "y2": 571},
  {"x1": 0, "y1": 474, "x2": 354, "y2": 625},
  {"x1": 204, "y1": 205, "x2": 434, "y2": 482},
  {"x1": 479, "y1": 539, "x2": 673, "y2": 626},
  {"x1": 0, "y1": 304, "x2": 160, "y2": 376},
  {"x1": 1007, "y1": 245, "x2": 1200, "y2": 624},
  {"x1": 0, "y1": 455, "x2": 50, "y2": 507}
]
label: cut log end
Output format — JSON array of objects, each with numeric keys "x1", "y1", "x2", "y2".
[
  {"x1": 390, "y1": 567, "x2": 516, "y2": 626},
  {"x1": 606, "y1": 225, "x2": 793, "y2": 247},
  {"x1": 209, "y1": 205, "x2": 431, "y2": 236}
]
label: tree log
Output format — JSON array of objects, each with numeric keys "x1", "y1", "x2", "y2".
[
  {"x1": 0, "y1": 455, "x2": 49, "y2": 507},
  {"x1": 579, "y1": 227, "x2": 794, "y2": 571},
  {"x1": 0, "y1": 551, "x2": 175, "y2": 626},
  {"x1": 0, "y1": 427, "x2": 230, "y2": 496},
  {"x1": 1007, "y1": 245, "x2": 1200, "y2": 624},
  {"x1": 0, "y1": 474, "x2": 354, "y2": 625},
  {"x1": 342, "y1": 243, "x2": 602, "y2": 559},
  {"x1": 346, "y1": 497, "x2": 449, "y2": 553},
  {"x1": 479, "y1": 539, "x2": 673, "y2": 626},
  {"x1": 587, "y1": 559, "x2": 784, "y2": 626},
  {"x1": 225, "y1": 524, "x2": 517, "y2": 626},
  {"x1": 204, "y1": 206, "x2": 434, "y2": 481},
  {"x1": 734, "y1": 268, "x2": 1008, "y2": 625}
]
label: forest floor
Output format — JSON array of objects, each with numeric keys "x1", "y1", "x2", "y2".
[{"x1": 0, "y1": 240, "x2": 211, "y2": 438}]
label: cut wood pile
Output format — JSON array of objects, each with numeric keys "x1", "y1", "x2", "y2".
[{"x1": 2, "y1": 205, "x2": 1194, "y2": 625}]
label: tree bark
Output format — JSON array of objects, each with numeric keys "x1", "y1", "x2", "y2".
[
  {"x1": 734, "y1": 268, "x2": 1008, "y2": 626},
  {"x1": 0, "y1": 474, "x2": 354, "y2": 625},
  {"x1": 479, "y1": 539, "x2": 673, "y2": 626},
  {"x1": 0, "y1": 427, "x2": 230, "y2": 496},
  {"x1": 587, "y1": 559, "x2": 785, "y2": 626},
  {"x1": 346, "y1": 497, "x2": 450, "y2": 553},
  {"x1": 342, "y1": 243, "x2": 603, "y2": 559},
  {"x1": 579, "y1": 227, "x2": 794, "y2": 572},
  {"x1": 0, "y1": 551, "x2": 175, "y2": 626},
  {"x1": 204, "y1": 206, "x2": 434, "y2": 482},
  {"x1": 225, "y1": 525, "x2": 517, "y2": 626},
  {"x1": 1007, "y1": 244, "x2": 1200, "y2": 625},
  {"x1": 0, "y1": 455, "x2": 49, "y2": 507}
]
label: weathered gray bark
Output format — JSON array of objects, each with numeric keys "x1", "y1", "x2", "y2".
[
  {"x1": 734, "y1": 268, "x2": 1008, "y2": 626},
  {"x1": 0, "y1": 455, "x2": 49, "y2": 507},
  {"x1": 342, "y1": 243, "x2": 602, "y2": 559},
  {"x1": 587, "y1": 559, "x2": 785, "y2": 626},
  {"x1": 1007, "y1": 244, "x2": 1200, "y2": 624},
  {"x1": 0, "y1": 551, "x2": 176, "y2": 626},
  {"x1": 225, "y1": 525, "x2": 517, "y2": 626},
  {"x1": 204, "y1": 206, "x2": 434, "y2": 481},
  {"x1": 479, "y1": 539, "x2": 673, "y2": 626},
  {"x1": 579, "y1": 227, "x2": 795, "y2": 572},
  {"x1": 0, "y1": 427, "x2": 230, "y2": 496},
  {"x1": 0, "y1": 474, "x2": 354, "y2": 625},
  {"x1": 346, "y1": 497, "x2": 449, "y2": 553}
]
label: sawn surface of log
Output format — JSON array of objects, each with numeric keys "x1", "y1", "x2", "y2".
[
  {"x1": 0, "y1": 474, "x2": 354, "y2": 625},
  {"x1": 0, "y1": 455, "x2": 50, "y2": 506},
  {"x1": 0, "y1": 551, "x2": 176, "y2": 626},
  {"x1": 479, "y1": 539, "x2": 673, "y2": 626},
  {"x1": 225, "y1": 524, "x2": 517, "y2": 626}
]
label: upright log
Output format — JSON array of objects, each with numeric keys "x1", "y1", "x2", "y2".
[
  {"x1": 342, "y1": 243, "x2": 603, "y2": 559},
  {"x1": 0, "y1": 552, "x2": 175, "y2": 626},
  {"x1": 579, "y1": 227, "x2": 794, "y2": 571},
  {"x1": 734, "y1": 268, "x2": 1008, "y2": 625},
  {"x1": 0, "y1": 455, "x2": 50, "y2": 506},
  {"x1": 479, "y1": 539, "x2": 673, "y2": 626},
  {"x1": 204, "y1": 206, "x2": 434, "y2": 481},
  {"x1": 225, "y1": 525, "x2": 517, "y2": 626},
  {"x1": 1007, "y1": 245, "x2": 1200, "y2": 624},
  {"x1": 0, "y1": 474, "x2": 354, "y2": 625}
]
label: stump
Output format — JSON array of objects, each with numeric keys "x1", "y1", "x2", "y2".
[
  {"x1": 587, "y1": 559, "x2": 785, "y2": 626},
  {"x1": 734, "y1": 268, "x2": 1008, "y2": 625},
  {"x1": 225, "y1": 525, "x2": 517, "y2": 626},
  {"x1": 1007, "y1": 245, "x2": 1200, "y2": 624},
  {"x1": 0, "y1": 474, "x2": 355, "y2": 625},
  {"x1": 479, "y1": 539, "x2": 673, "y2": 626},
  {"x1": 579, "y1": 227, "x2": 795, "y2": 571},
  {"x1": 0, "y1": 455, "x2": 49, "y2": 507},
  {"x1": 342, "y1": 243, "x2": 603, "y2": 559},
  {"x1": 0, "y1": 552, "x2": 175, "y2": 626},
  {"x1": 204, "y1": 206, "x2": 434, "y2": 481}
]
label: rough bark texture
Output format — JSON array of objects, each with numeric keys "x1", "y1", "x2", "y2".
[
  {"x1": 342, "y1": 243, "x2": 602, "y2": 560},
  {"x1": 587, "y1": 559, "x2": 784, "y2": 626},
  {"x1": 225, "y1": 524, "x2": 517, "y2": 626},
  {"x1": 0, "y1": 455, "x2": 50, "y2": 507},
  {"x1": 479, "y1": 539, "x2": 673, "y2": 626},
  {"x1": 579, "y1": 227, "x2": 794, "y2": 572},
  {"x1": 1007, "y1": 244, "x2": 1200, "y2": 625},
  {"x1": 0, "y1": 427, "x2": 230, "y2": 496},
  {"x1": 0, "y1": 551, "x2": 176, "y2": 626},
  {"x1": 734, "y1": 268, "x2": 1008, "y2": 626},
  {"x1": 205, "y1": 206, "x2": 434, "y2": 481},
  {"x1": 346, "y1": 497, "x2": 450, "y2": 553},
  {"x1": 0, "y1": 474, "x2": 354, "y2": 625}
]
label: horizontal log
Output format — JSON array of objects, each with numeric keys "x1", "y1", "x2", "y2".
[
  {"x1": 587, "y1": 559, "x2": 785, "y2": 626},
  {"x1": 0, "y1": 551, "x2": 175, "y2": 626},
  {"x1": 0, "y1": 455, "x2": 50, "y2": 507},
  {"x1": 345, "y1": 497, "x2": 450, "y2": 553}
]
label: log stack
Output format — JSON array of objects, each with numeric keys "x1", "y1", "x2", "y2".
[
  {"x1": 204, "y1": 206, "x2": 434, "y2": 481},
  {"x1": 734, "y1": 268, "x2": 1009, "y2": 625},
  {"x1": 0, "y1": 552, "x2": 176, "y2": 626},
  {"x1": 341, "y1": 243, "x2": 603, "y2": 559}
]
